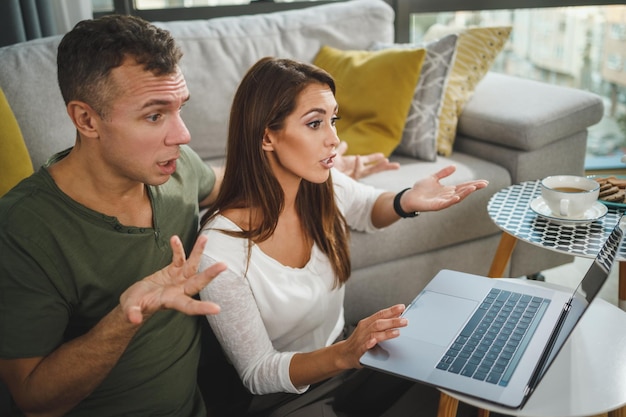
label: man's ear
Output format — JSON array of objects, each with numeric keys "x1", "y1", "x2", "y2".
[
  {"x1": 261, "y1": 128, "x2": 275, "y2": 152},
  {"x1": 66, "y1": 100, "x2": 100, "y2": 139}
]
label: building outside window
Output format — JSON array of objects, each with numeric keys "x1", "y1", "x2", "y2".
[
  {"x1": 91, "y1": 0, "x2": 114, "y2": 12},
  {"x1": 410, "y1": 5, "x2": 626, "y2": 170}
]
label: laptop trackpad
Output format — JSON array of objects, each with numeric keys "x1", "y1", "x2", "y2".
[{"x1": 402, "y1": 291, "x2": 478, "y2": 347}]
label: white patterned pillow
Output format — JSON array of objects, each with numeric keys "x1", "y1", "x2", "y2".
[
  {"x1": 424, "y1": 25, "x2": 512, "y2": 156},
  {"x1": 371, "y1": 34, "x2": 457, "y2": 161}
]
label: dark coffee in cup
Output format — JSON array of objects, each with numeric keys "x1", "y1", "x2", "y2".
[{"x1": 553, "y1": 187, "x2": 586, "y2": 193}]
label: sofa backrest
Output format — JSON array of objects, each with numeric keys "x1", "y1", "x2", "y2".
[{"x1": 0, "y1": 0, "x2": 394, "y2": 170}]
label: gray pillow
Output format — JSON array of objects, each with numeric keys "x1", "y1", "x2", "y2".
[{"x1": 371, "y1": 34, "x2": 457, "y2": 161}]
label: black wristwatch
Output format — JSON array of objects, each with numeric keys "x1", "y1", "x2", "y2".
[{"x1": 393, "y1": 188, "x2": 419, "y2": 218}]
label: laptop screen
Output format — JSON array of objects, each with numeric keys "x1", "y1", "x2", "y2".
[
  {"x1": 530, "y1": 215, "x2": 624, "y2": 394},
  {"x1": 576, "y1": 219, "x2": 623, "y2": 303}
]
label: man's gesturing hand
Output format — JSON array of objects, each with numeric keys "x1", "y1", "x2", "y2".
[{"x1": 120, "y1": 235, "x2": 226, "y2": 324}]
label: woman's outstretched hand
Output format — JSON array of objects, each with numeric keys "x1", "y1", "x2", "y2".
[
  {"x1": 401, "y1": 165, "x2": 489, "y2": 213},
  {"x1": 120, "y1": 235, "x2": 227, "y2": 324}
]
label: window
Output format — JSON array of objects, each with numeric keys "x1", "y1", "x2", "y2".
[
  {"x1": 92, "y1": 0, "x2": 114, "y2": 12},
  {"x1": 411, "y1": 5, "x2": 626, "y2": 170},
  {"x1": 610, "y1": 22, "x2": 626, "y2": 40},
  {"x1": 607, "y1": 54, "x2": 623, "y2": 71},
  {"x1": 135, "y1": 0, "x2": 248, "y2": 8},
  {"x1": 134, "y1": 0, "x2": 317, "y2": 8}
]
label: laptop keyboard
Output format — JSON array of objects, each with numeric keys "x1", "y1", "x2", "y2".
[{"x1": 436, "y1": 288, "x2": 550, "y2": 387}]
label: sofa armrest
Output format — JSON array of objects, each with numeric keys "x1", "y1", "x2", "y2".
[
  {"x1": 454, "y1": 72, "x2": 603, "y2": 184},
  {"x1": 455, "y1": 131, "x2": 588, "y2": 185},
  {"x1": 457, "y1": 72, "x2": 604, "y2": 151}
]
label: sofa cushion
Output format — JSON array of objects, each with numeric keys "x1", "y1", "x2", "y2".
[
  {"x1": 313, "y1": 45, "x2": 426, "y2": 157},
  {"x1": 371, "y1": 34, "x2": 458, "y2": 162},
  {"x1": 424, "y1": 25, "x2": 511, "y2": 157},
  {"x1": 458, "y1": 72, "x2": 605, "y2": 151},
  {"x1": 0, "y1": 87, "x2": 34, "y2": 197}
]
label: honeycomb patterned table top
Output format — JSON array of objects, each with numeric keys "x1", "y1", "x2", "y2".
[{"x1": 487, "y1": 180, "x2": 626, "y2": 260}]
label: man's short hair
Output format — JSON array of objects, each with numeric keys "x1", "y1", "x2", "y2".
[{"x1": 57, "y1": 15, "x2": 183, "y2": 117}]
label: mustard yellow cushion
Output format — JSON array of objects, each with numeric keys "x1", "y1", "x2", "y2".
[
  {"x1": 0, "y1": 88, "x2": 33, "y2": 197},
  {"x1": 314, "y1": 45, "x2": 426, "y2": 157},
  {"x1": 425, "y1": 26, "x2": 512, "y2": 156}
]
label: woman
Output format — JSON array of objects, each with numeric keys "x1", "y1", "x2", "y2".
[{"x1": 198, "y1": 57, "x2": 488, "y2": 416}]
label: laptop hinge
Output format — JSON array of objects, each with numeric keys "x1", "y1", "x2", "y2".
[{"x1": 524, "y1": 385, "x2": 532, "y2": 398}]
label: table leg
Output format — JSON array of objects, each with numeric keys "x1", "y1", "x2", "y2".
[
  {"x1": 476, "y1": 408, "x2": 491, "y2": 417},
  {"x1": 617, "y1": 262, "x2": 626, "y2": 310},
  {"x1": 437, "y1": 392, "x2": 459, "y2": 417},
  {"x1": 488, "y1": 232, "x2": 518, "y2": 278}
]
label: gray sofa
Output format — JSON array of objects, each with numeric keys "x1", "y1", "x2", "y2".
[{"x1": 0, "y1": 0, "x2": 603, "y2": 330}]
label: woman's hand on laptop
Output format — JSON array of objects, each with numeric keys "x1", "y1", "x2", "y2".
[{"x1": 336, "y1": 304, "x2": 408, "y2": 369}]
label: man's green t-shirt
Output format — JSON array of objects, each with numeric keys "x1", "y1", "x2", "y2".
[{"x1": 0, "y1": 145, "x2": 215, "y2": 416}]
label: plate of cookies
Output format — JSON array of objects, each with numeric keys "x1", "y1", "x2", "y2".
[{"x1": 589, "y1": 175, "x2": 626, "y2": 207}]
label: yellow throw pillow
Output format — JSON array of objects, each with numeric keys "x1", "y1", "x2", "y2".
[
  {"x1": 314, "y1": 45, "x2": 426, "y2": 157},
  {"x1": 0, "y1": 88, "x2": 33, "y2": 197},
  {"x1": 425, "y1": 26, "x2": 512, "y2": 156}
]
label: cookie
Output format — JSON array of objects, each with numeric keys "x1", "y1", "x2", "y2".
[
  {"x1": 603, "y1": 190, "x2": 625, "y2": 202},
  {"x1": 595, "y1": 175, "x2": 626, "y2": 188},
  {"x1": 599, "y1": 186, "x2": 620, "y2": 198},
  {"x1": 600, "y1": 182, "x2": 614, "y2": 192},
  {"x1": 610, "y1": 178, "x2": 626, "y2": 189}
]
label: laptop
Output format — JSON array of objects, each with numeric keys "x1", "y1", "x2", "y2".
[{"x1": 360, "y1": 216, "x2": 624, "y2": 410}]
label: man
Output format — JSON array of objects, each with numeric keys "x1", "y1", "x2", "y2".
[
  {"x1": 0, "y1": 14, "x2": 398, "y2": 416},
  {"x1": 0, "y1": 15, "x2": 227, "y2": 416}
]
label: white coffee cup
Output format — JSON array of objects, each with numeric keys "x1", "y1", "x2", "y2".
[{"x1": 540, "y1": 175, "x2": 600, "y2": 218}]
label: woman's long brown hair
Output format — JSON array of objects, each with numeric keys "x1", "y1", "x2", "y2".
[{"x1": 200, "y1": 57, "x2": 350, "y2": 286}]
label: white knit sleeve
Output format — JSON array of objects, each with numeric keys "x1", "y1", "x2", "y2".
[{"x1": 198, "y1": 254, "x2": 308, "y2": 395}]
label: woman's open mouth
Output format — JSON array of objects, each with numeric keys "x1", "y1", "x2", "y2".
[{"x1": 320, "y1": 154, "x2": 335, "y2": 169}]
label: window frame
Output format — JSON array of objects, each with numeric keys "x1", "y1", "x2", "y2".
[
  {"x1": 99, "y1": 0, "x2": 625, "y2": 43},
  {"x1": 96, "y1": 0, "x2": 340, "y2": 20},
  {"x1": 393, "y1": 0, "x2": 625, "y2": 41}
]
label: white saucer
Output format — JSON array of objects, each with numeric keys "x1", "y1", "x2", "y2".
[{"x1": 529, "y1": 197, "x2": 608, "y2": 225}]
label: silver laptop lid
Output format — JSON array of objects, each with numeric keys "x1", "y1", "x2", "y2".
[{"x1": 526, "y1": 215, "x2": 624, "y2": 401}]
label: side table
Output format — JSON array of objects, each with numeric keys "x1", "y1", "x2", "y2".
[{"x1": 486, "y1": 180, "x2": 626, "y2": 310}]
